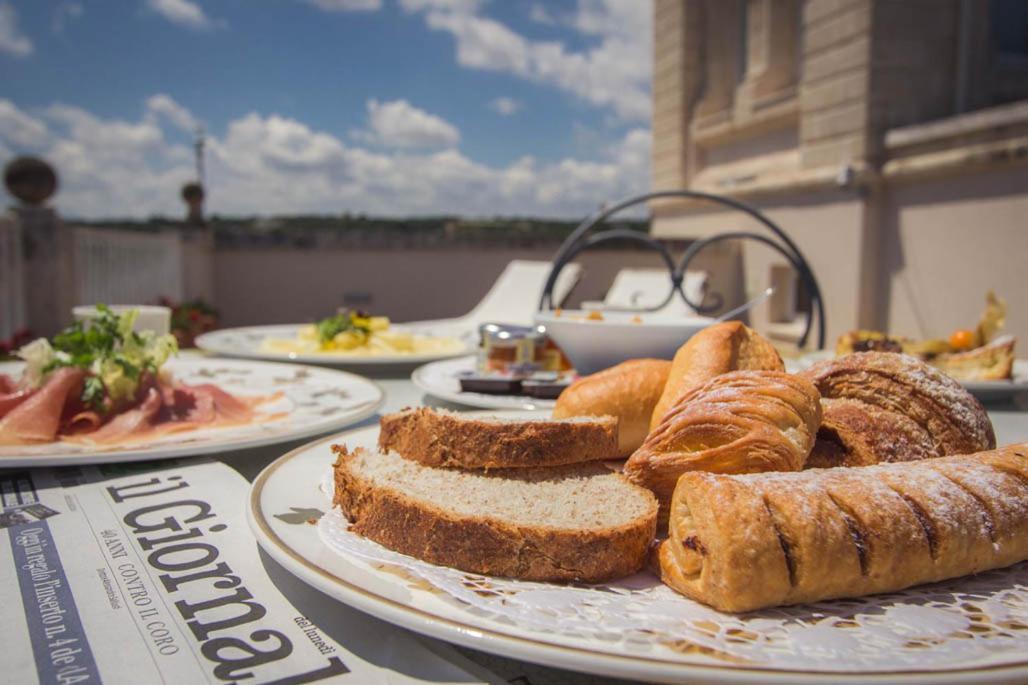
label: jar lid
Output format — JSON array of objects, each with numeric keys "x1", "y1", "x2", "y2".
[{"x1": 479, "y1": 322, "x2": 539, "y2": 343}]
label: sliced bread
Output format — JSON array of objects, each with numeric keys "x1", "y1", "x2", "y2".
[
  {"x1": 331, "y1": 445, "x2": 657, "y2": 582},
  {"x1": 378, "y1": 407, "x2": 619, "y2": 469}
]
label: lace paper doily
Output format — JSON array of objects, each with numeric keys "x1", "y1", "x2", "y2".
[{"x1": 317, "y1": 476, "x2": 1028, "y2": 673}]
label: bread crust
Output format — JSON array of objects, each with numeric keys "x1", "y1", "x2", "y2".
[
  {"x1": 626, "y1": 370, "x2": 821, "y2": 529},
  {"x1": 650, "y1": 322, "x2": 783, "y2": 431},
  {"x1": 332, "y1": 445, "x2": 657, "y2": 582},
  {"x1": 660, "y1": 443, "x2": 1028, "y2": 612},
  {"x1": 806, "y1": 397, "x2": 938, "y2": 468},
  {"x1": 553, "y1": 359, "x2": 671, "y2": 457},
  {"x1": 378, "y1": 407, "x2": 618, "y2": 469},
  {"x1": 801, "y1": 352, "x2": 995, "y2": 468}
]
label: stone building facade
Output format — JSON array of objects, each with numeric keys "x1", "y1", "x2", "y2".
[{"x1": 651, "y1": 0, "x2": 1028, "y2": 347}]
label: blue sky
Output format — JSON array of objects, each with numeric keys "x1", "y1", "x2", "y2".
[{"x1": 0, "y1": 0, "x2": 652, "y2": 219}]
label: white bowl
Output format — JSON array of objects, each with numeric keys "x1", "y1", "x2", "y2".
[
  {"x1": 534, "y1": 310, "x2": 714, "y2": 375},
  {"x1": 73, "y1": 305, "x2": 171, "y2": 336}
]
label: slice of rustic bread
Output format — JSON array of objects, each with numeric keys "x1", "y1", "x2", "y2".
[
  {"x1": 378, "y1": 407, "x2": 619, "y2": 469},
  {"x1": 331, "y1": 444, "x2": 657, "y2": 582}
]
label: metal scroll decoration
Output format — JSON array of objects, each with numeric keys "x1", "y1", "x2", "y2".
[{"x1": 538, "y1": 189, "x2": 827, "y2": 350}]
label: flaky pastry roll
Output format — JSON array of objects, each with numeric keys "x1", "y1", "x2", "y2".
[
  {"x1": 660, "y1": 443, "x2": 1028, "y2": 612},
  {"x1": 626, "y1": 370, "x2": 821, "y2": 528}
]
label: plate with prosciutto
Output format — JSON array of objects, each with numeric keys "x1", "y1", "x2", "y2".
[{"x1": 0, "y1": 307, "x2": 384, "y2": 467}]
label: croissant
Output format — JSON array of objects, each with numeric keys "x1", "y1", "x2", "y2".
[
  {"x1": 649, "y1": 322, "x2": 783, "y2": 431},
  {"x1": 801, "y1": 352, "x2": 995, "y2": 468},
  {"x1": 660, "y1": 443, "x2": 1028, "y2": 613},
  {"x1": 625, "y1": 370, "x2": 821, "y2": 527}
]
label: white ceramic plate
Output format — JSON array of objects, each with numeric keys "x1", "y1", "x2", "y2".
[
  {"x1": 787, "y1": 354, "x2": 1028, "y2": 401},
  {"x1": 249, "y1": 418, "x2": 1028, "y2": 685},
  {"x1": 411, "y1": 355, "x2": 558, "y2": 410},
  {"x1": 0, "y1": 358, "x2": 383, "y2": 467},
  {"x1": 196, "y1": 323, "x2": 475, "y2": 367}
]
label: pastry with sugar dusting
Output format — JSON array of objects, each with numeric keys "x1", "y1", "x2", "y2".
[
  {"x1": 660, "y1": 443, "x2": 1028, "y2": 612},
  {"x1": 801, "y1": 352, "x2": 995, "y2": 468}
]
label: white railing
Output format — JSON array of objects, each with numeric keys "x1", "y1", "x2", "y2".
[
  {"x1": 0, "y1": 217, "x2": 26, "y2": 340},
  {"x1": 71, "y1": 227, "x2": 185, "y2": 306}
]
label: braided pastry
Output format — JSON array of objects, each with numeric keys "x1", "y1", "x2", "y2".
[
  {"x1": 625, "y1": 370, "x2": 821, "y2": 527},
  {"x1": 801, "y1": 352, "x2": 995, "y2": 468},
  {"x1": 659, "y1": 443, "x2": 1028, "y2": 612}
]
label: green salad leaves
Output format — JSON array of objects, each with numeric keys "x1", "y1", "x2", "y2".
[
  {"x1": 17, "y1": 305, "x2": 178, "y2": 411},
  {"x1": 315, "y1": 310, "x2": 372, "y2": 345}
]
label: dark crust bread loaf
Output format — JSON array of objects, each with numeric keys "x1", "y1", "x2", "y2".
[
  {"x1": 331, "y1": 445, "x2": 657, "y2": 582},
  {"x1": 801, "y1": 352, "x2": 995, "y2": 468},
  {"x1": 378, "y1": 407, "x2": 618, "y2": 469}
]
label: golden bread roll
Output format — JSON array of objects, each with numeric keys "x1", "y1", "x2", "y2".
[
  {"x1": 650, "y1": 321, "x2": 783, "y2": 431},
  {"x1": 660, "y1": 443, "x2": 1028, "y2": 613},
  {"x1": 625, "y1": 370, "x2": 821, "y2": 527},
  {"x1": 553, "y1": 359, "x2": 671, "y2": 457},
  {"x1": 801, "y1": 352, "x2": 995, "y2": 468}
]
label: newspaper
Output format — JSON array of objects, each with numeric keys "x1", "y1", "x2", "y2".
[{"x1": 0, "y1": 458, "x2": 493, "y2": 685}]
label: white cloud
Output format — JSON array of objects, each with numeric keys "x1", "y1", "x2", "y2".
[
  {"x1": 0, "y1": 2, "x2": 33, "y2": 57},
  {"x1": 306, "y1": 0, "x2": 382, "y2": 11},
  {"x1": 146, "y1": 0, "x2": 217, "y2": 31},
  {"x1": 488, "y1": 97, "x2": 521, "y2": 116},
  {"x1": 401, "y1": 0, "x2": 652, "y2": 122},
  {"x1": 0, "y1": 100, "x2": 49, "y2": 148},
  {"x1": 354, "y1": 99, "x2": 460, "y2": 149},
  {"x1": 146, "y1": 94, "x2": 200, "y2": 132},
  {"x1": 0, "y1": 96, "x2": 650, "y2": 219}
]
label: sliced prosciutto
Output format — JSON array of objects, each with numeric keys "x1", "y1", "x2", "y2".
[
  {"x1": 0, "y1": 374, "x2": 33, "y2": 419},
  {"x1": 64, "y1": 382, "x2": 277, "y2": 446},
  {"x1": 181, "y1": 383, "x2": 257, "y2": 422},
  {"x1": 0, "y1": 368, "x2": 85, "y2": 444},
  {"x1": 83, "y1": 388, "x2": 163, "y2": 444},
  {"x1": 0, "y1": 308, "x2": 277, "y2": 450}
]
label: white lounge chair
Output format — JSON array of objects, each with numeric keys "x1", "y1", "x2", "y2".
[
  {"x1": 583, "y1": 268, "x2": 708, "y2": 318},
  {"x1": 411, "y1": 259, "x2": 582, "y2": 329}
]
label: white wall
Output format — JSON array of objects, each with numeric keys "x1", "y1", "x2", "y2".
[
  {"x1": 881, "y1": 166, "x2": 1028, "y2": 344},
  {"x1": 211, "y1": 246, "x2": 733, "y2": 327}
]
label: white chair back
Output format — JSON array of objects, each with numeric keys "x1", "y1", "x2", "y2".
[
  {"x1": 602, "y1": 268, "x2": 708, "y2": 317},
  {"x1": 461, "y1": 259, "x2": 581, "y2": 326}
]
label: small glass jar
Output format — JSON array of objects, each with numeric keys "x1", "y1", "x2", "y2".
[{"x1": 478, "y1": 323, "x2": 535, "y2": 374}]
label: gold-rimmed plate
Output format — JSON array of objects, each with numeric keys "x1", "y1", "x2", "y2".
[
  {"x1": 247, "y1": 418, "x2": 1028, "y2": 685},
  {"x1": 0, "y1": 358, "x2": 383, "y2": 467}
]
